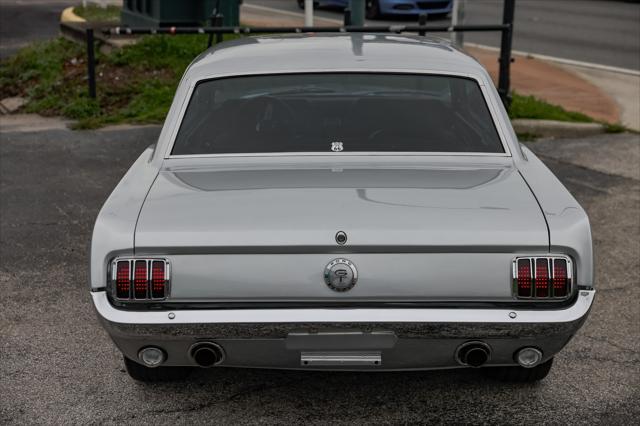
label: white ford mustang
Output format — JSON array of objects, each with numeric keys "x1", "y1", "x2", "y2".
[{"x1": 90, "y1": 34, "x2": 594, "y2": 383}]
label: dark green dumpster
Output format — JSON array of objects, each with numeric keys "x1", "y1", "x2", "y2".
[{"x1": 121, "y1": 0, "x2": 241, "y2": 28}]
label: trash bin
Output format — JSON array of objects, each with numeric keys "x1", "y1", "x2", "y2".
[{"x1": 121, "y1": 0, "x2": 241, "y2": 27}]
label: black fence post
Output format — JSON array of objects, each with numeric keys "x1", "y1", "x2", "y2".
[
  {"x1": 498, "y1": 0, "x2": 515, "y2": 107},
  {"x1": 86, "y1": 28, "x2": 96, "y2": 99},
  {"x1": 208, "y1": 13, "x2": 224, "y2": 48},
  {"x1": 344, "y1": 8, "x2": 352, "y2": 26},
  {"x1": 215, "y1": 14, "x2": 224, "y2": 44},
  {"x1": 418, "y1": 13, "x2": 428, "y2": 36},
  {"x1": 207, "y1": 13, "x2": 215, "y2": 48}
]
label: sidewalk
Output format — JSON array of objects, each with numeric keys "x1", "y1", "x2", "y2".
[
  {"x1": 241, "y1": 4, "x2": 632, "y2": 128},
  {"x1": 466, "y1": 46, "x2": 620, "y2": 125},
  {"x1": 559, "y1": 65, "x2": 639, "y2": 131}
]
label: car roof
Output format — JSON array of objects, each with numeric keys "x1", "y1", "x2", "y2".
[{"x1": 184, "y1": 33, "x2": 488, "y2": 81}]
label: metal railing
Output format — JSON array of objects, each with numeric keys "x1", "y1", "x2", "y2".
[{"x1": 85, "y1": 0, "x2": 516, "y2": 106}]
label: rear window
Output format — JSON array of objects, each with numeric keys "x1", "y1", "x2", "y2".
[{"x1": 171, "y1": 73, "x2": 504, "y2": 155}]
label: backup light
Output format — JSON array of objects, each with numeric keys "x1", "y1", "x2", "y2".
[
  {"x1": 138, "y1": 347, "x2": 165, "y2": 367},
  {"x1": 515, "y1": 347, "x2": 543, "y2": 368},
  {"x1": 513, "y1": 256, "x2": 573, "y2": 300}
]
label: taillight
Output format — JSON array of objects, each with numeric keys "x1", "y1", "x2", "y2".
[
  {"x1": 516, "y1": 259, "x2": 532, "y2": 297},
  {"x1": 134, "y1": 260, "x2": 148, "y2": 299},
  {"x1": 535, "y1": 259, "x2": 549, "y2": 297},
  {"x1": 552, "y1": 259, "x2": 569, "y2": 297},
  {"x1": 116, "y1": 261, "x2": 131, "y2": 299},
  {"x1": 111, "y1": 258, "x2": 169, "y2": 301},
  {"x1": 513, "y1": 256, "x2": 573, "y2": 300},
  {"x1": 151, "y1": 261, "x2": 166, "y2": 299}
]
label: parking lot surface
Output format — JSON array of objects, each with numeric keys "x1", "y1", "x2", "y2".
[{"x1": 1, "y1": 126, "x2": 638, "y2": 424}]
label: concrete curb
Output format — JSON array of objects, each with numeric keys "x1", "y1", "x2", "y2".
[
  {"x1": 512, "y1": 119, "x2": 606, "y2": 139},
  {"x1": 1, "y1": 113, "x2": 609, "y2": 140},
  {"x1": 0, "y1": 114, "x2": 71, "y2": 133}
]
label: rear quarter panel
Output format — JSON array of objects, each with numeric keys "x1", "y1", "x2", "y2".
[
  {"x1": 89, "y1": 146, "x2": 159, "y2": 289},
  {"x1": 517, "y1": 145, "x2": 594, "y2": 287}
]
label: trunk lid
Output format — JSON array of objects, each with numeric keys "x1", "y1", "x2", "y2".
[{"x1": 134, "y1": 157, "x2": 548, "y2": 302}]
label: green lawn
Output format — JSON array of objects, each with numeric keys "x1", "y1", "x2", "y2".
[
  {"x1": 0, "y1": 35, "x2": 216, "y2": 128},
  {"x1": 0, "y1": 33, "x2": 620, "y2": 130},
  {"x1": 509, "y1": 92, "x2": 594, "y2": 123}
]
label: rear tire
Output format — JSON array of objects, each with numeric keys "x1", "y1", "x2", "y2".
[
  {"x1": 485, "y1": 358, "x2": 554, "y2": 382},
  {"x1": 124, "y1": 356, "x2": 193, "y2": 382}
]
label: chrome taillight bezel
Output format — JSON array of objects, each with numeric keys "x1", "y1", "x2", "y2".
[
  {"x1": 109, "y1": 258, "x2": 171, "y2": 301},
  {"x1": 512, "y1": 255, "x2": 574, "y2": 300}
]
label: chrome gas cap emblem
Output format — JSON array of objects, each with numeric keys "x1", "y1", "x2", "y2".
[{"x1": 324, "y1": 258, "x2": 358, "y2": 292}]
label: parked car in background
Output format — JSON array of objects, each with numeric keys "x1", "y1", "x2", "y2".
[
  {"x1": 91, "y1": 34, "x2": 595, "y2": 384},
  {"x1": 297, "y1": 0, "x2": 453, "y2": 19}
]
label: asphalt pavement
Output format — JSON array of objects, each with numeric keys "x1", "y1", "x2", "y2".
[
  {"x1": 244, "y1": 0, "x2": 640, "y2": 70},
  {"x1": 0, "y1": 124, "x2": 638, "y2": 424},
  {"x1": 0, "y1": 0, "x2": 78, "y2": 58}
]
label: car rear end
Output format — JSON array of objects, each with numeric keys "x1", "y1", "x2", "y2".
[{"x1": 90, "y1": 35, "x2": 594, "y2": 381}]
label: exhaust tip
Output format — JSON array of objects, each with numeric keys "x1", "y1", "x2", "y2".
[
  {"x1": 455, "y1": 341, "x2": 491, "y2": 368},
  {"x1": 190, "y1": 342, "x2": 225, "y2": 368}
]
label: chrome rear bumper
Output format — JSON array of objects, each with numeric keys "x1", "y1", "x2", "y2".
[{"x1": 92, "y1": 290, "x2": 595, "y2": 370}]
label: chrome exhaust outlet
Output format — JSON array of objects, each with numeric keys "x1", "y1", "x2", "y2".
[
  {"x1": 455, "y1": 341, "x2": 491, "y2": 367},
  {"x1": 189, "y1": 342, "x2": 225, "y2": 368}
]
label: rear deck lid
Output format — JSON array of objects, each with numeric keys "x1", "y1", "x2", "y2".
[{"x1": 135, "y1": 157, "x2": 548, "y2": 251}]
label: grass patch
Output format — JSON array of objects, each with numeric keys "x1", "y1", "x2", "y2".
[
  {"x1": 73, "y1": 4, "x2": 121, "y2": 22},
  {"x1": 0, "y1": 34, "x2": 217, "y2": 128},
  {"x1": 603, "y1": 123, "x2": 627, "y2": 134},
  {"x1": 509, "y1": 92, "x2": 594, "y2": 123}
]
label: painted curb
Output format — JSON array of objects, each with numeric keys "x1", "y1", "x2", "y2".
[{"x1": 60, "y1": 6, "x2": 86, "y2": 23}]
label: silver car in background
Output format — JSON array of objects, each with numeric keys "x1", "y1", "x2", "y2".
[{"x1": 90, "y1": 34, "x2": 594, "y2": 383}]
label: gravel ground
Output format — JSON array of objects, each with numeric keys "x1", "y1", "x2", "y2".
[{"x1": 1, "y1": 127, "x2": 638, "y2": 424}]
